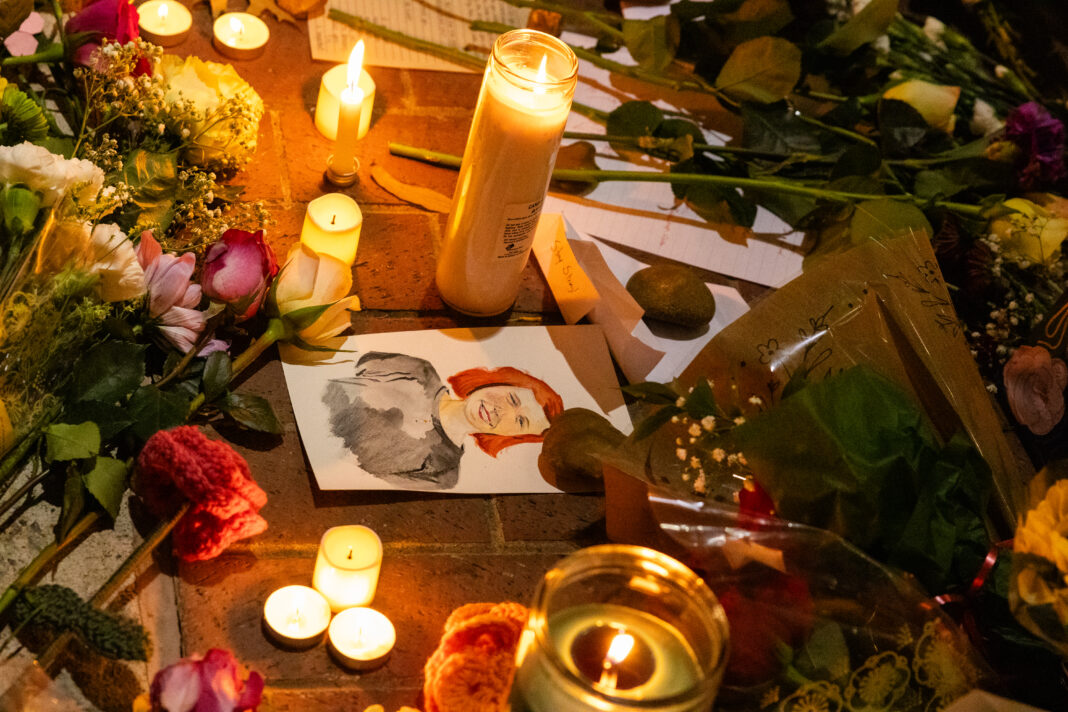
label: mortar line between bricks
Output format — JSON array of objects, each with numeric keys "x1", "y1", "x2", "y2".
[
  {"x1": 269, "y1": 110, "x2": 292, "y2": 206},
  {"x1": 227, "y1": 539, "x2": 581, "y2": 558}
]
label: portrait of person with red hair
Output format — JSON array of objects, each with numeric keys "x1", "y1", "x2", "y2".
[{"x1": 322, "y1": 351, "x2": 563, "y2": 490}]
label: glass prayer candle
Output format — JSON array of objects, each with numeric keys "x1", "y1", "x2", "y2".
[
  {"x1": 435, "y1": 29, "x2": 577, "y2": 316},
  {"x1": 507, "y1": 545, "x2": 729, "y2": 712},
  {"x1": 312, "y1": 525, "x2": 382, "y2": 612}
]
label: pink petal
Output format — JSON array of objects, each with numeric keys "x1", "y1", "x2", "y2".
[
  {"x1": 20, "y1": 12, "x2": 45, "y2": 34},
  {"x1": 158, "y1": 325, "x2": 198, "y2": 353},
  {"x1": 3, "y1": 33, "x2": 38, "y2": 57},
  {"x1": 160, "y1": 305, "x2": 205, "y2": 331},
  {"x1": 154, "y1": 659, "x2": 202, "y2": 712},
  {"x1": 148, "y1": 253, "x2": 196, "y2": 315},
  {"x1": 136, "y1": 231, "x2": 162, "y2": 270}
]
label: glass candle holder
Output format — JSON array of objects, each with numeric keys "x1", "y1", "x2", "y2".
[
  {"x1": 508, "y1": 545, "x2": 729, "y2": 712},
  {"x1": 435, "y1": 29, "x2": 578, "y2": 317}
]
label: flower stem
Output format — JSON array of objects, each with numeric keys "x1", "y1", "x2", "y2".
[
  {"x1": 34, "y1": 502, "x2": 192, "y2": 674},
  {"x1": 387, "y1": 141, "x2": 985, "y2": 217},
  {"x1": 329, "y1": 10, "x2": 486, "y2": 71},
  {"x1": 0, "y1": 512, "x2": 101, "y2": 623},
  {"x1": 562, "y1": 131, "x2": 833, "y2": 162},
  {"x1": 232, "y1": 318, "x2": 286, "y2": 380}
]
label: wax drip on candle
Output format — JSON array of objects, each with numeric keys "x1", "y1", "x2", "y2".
[{"x1": 571, "y1": 624, "x2": 655, "y2": 691}]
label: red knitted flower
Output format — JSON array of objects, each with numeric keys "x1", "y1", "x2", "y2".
[{"x1": 137, "y1": 426, "x2": 268, "y2": 561}]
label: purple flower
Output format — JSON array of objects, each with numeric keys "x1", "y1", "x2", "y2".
[{"x1": 1005, "y1": 102, "x2": 1067, "y2": 190}]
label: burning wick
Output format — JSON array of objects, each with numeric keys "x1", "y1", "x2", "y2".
[
  {"x1": 229, "y1": 15, "x2": 244, "y2": 37},
  {"x1": 346, "y1": 545, "x2": 353, "y2": 560},
  {"x1": 597, "y1": 633, "x2": 635, "y2": 689},
  {"x1": 287, "y1": 606, "x2": 303, "y2": 632}
]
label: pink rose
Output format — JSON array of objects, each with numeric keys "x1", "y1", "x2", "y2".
[
  {"x1": 149, "y1": 648, "x2": 263, "y2": 712},
  {"x1": 1003, "y1": 345, "x2": 1068, "y2": 436},
  {"x1": 202, "y1": 230, "x2": 278, "y2": 321},
  {"x1": 66, "y1": 0, "x2": 149, "y2": 75}
]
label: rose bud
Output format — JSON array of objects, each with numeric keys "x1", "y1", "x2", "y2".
[{"x1": 202, "y1": 229, "x2": 278, "y2": 321}]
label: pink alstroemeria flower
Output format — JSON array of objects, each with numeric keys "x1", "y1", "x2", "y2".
[
  {"x1": 65, "y1": 0, "x2": 150, "y2": 75},
  {"x1": 136, "y1": 232, "x2": 225, "y2": 355},
  {"x1": 148, "y1": 648, "x2": 264, "y2": 712}
]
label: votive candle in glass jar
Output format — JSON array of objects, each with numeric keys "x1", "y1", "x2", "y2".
[
  {"x1": 434, "y1": 29, "x2": 578, "y2": 317},
  {"x1": 507, "y1": 545, "x2": 729, "y2": 712}
]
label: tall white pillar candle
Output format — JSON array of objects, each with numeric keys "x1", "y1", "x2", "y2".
[
  {"x1": 434, "y1": 30, "x2": 577, "y2": 316},
  {"x1": 312, "y1": 525, "x2": 382, "y2": 612}
]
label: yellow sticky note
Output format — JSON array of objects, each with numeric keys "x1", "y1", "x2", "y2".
[{"x1": 532, "y1": 214, "x2": 600, "y2": 324}]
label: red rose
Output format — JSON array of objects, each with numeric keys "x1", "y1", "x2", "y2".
[
  {"x1": 148, "y1": 648, "x2": 263, "y2": 712},
  {"x1": 202, "y1": 229, "x2": 279, "y2": 321},
  {"x1": 66, "y1": 0, "x2": 149, "y2": 75},
  {"x1": 1003, "y1": 345, "x2": 1068, "y2": 436}
]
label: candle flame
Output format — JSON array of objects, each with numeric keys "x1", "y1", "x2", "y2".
[
  {"x1": 606, "y1": 633, "x2": 635, "y2": 665},
  {"x1": 158, "y1": 2, "x2": 169, "y2": 22},
  {"x1": 536, "y1": 54, "x2": 548, "y2": 82},
  {"x1": 229, "y1": 15, "x2": 244, "y2": 36},
  {"x1": 347, "y1": 40, "x2": 365, "y2": 94},
  {"x1": 288, "y1": 606, "x2": 303, "y2": 631}
]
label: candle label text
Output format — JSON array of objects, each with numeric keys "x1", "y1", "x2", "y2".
[{"x1": 495, "y1": 199, "x2": 544, "y2": 260}]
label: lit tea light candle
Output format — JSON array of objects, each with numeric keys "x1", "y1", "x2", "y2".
[
  {"x1": 327, "y1": 607, "x2": 395, "y2": 671},
  {"x1": 262, "y1": 585, "x2": 331, "y2": 649},
  {"x1": 137, "y1": 0, "x2": 192, "y2": 47},
  {"x1": 315, "y1": 46, "x2": 376, "y2": 141},
  {"x1": 299, "y1": 193, "x2": 363, "y2": 266},
  {"x1": 212, "y1": 12, "x2": 269, "y2": 61},
  {"x1": 312, "y1": 525, "x2": 382, "y2": 612},
  {"x1": 325, "y1": 41, "x2": 366, "y2": 187}
]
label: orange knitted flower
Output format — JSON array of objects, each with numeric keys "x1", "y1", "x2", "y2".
[{"x1": 137, "y1": 426, "x2": 267, "y2": 561}]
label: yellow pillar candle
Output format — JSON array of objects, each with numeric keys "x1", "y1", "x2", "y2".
[
  {"x1": 312, "y1": 525, "x2": 382, "y2": 612},
  {"x1": 262, "y1": 585, "x2": 331, "y2": 649},
  {"x1": 315, "y1": 65, "x2": 375, "y2": 141},
  {"x1": 212, "y1": 13, "x2": 269, "y2": 61},
  {"x1": 299, "y1": 193, "x2": 363, "y2": 266},
  {"x1": 434, "y1": 29, "x2": 577, "y2": 316},
  {"x1": 327, "y1": 607, "x2": 396, "y2": 671},
  {"x1": 137, "y1": 0, "x2": 191, "y2": 47}
]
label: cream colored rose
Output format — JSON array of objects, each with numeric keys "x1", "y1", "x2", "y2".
[
  {"x1": 86, "y1": 223, "x2": 146, "y2": 302},
  {"x1": 157, "y1": 55, "x2": 264, "y2": 168},
  {"x1": 0, "y1": 141, "x2": 104, "y2": 206},
  {"x1": 272, "y1": 244, "x2": 360, "y2": 345},
  {"x1": 882, "y1": 79, "x2": 961, "y2": 133}
]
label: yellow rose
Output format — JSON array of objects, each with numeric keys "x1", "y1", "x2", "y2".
[
  {"x1": 882, "y1": 79, "x2": 961, "y2": 133},
  {"x1": 156, "y1": 55, "x2": 264, "y2": 169},
  {"x1": 0, "y1": 399, "x2": 13, "y2": 455},
  {"x1": 271, "y1": 244, "x2": 360, "y2": 346},
  {"x1": 990, "y1": 198, "x2": 1068, "y2": 265}
]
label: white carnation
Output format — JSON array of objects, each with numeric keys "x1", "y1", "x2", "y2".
[{"x1": 0, "y1": 142, "x2": 104, "y2": 207}]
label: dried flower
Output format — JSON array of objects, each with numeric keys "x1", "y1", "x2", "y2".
[{"x1": 1003, "y1": 345, "x2": 1068, "y2": 436}]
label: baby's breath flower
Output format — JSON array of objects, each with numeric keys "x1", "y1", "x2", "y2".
[
  {"x1": 688, "y1": 423, "x2": 701, "y2": 437},
  {"x1": 712, "y1": 448, "x2": 726, "y2": 463},
  {"x1": 676, "y1": 448, "x2": 687, "y2": 461},
  {"x1": 701, "y1": 415, "x2": 716, "y2": 431}
]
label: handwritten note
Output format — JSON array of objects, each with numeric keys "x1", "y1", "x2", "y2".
[
  {"x1": 532, "y1": 214, "x2": 600, "y2": 324},
  {"x1": 308, "y1": 0, "x2": 527, "y2": 70}
]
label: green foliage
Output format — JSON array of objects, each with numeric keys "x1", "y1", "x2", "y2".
[
  {"x1": 621, "y1": 16, "x2": 680, "y2": 73},
  {"x1": 71, "y1": 342, "x2": 147, "y2": 405},
  {"x1": 202, "y1": 351, "x2": 232, "y2": 403},
  {"x1": 83, "y1": 456, "x2": 128, "y2": 520},
  {"x1": 44, "y1": 422, "x2": 101, "y2": 463},
  {"x1": 219, "y1": 392, "x2": 281, "y2": 434},
  {"x1": 126, "y1": 386, "x2": 190, "y2": 442},
  {"x1": 14, "y1": 585, "x2": 149, "y2": 661},
  {"x1": 0, "y1": 85, "x2": 49, "y2": 146},
  {"x1": 817, "y1": 0, "x2": 898, "y2": 55},
  {"x1": 849, "y1": 198, "x2": 932, "y2": 244},
  {"x1": 0, "y1": 185, "x2": 42, "y2": 239},
  {"x1": 118, "y1": 149, "x2": 179, "y2": 234},
  {"x1": 714, "y1": 36, "x2": 802, "y2": 104}
]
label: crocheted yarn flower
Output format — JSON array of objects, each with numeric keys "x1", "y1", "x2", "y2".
[
  {"x1": 136, "y1": 426, "x2": 267, "y2": 561},
  {"x1": 1005, "y1": 102, "x2": 1067, "y2": 190}
]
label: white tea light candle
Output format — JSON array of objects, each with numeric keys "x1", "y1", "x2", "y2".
[
  {"x1": 262, "y1": 585, "x2": 331, "y2": 648},
  {"x1": 326, "y1": 41, "x2": 366, "y2": 187},
  {"x1": 327, "y1": 607, "x2": 396, "y2": 671},
  {"x1": 435, "y1": 29, "x2": 577, "y2": 316},
  {"x1": 315, "y1": 61, "x2": 375, "y2": 142},
  {"x1": 137, "y1": 0, "x2": 191, "y2": 47},
  {"x1": 299, "y1": 193, "x2": 363, "y2": 266},
  {"x1": 212, "y1": 12, "x2": 269, "y2": 61},
  {"x1": 312, "y1": 525, "x2": 382, "y2": 612}
]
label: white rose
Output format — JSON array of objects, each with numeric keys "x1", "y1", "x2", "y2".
[
  {"x1": 87, "y1": 223, "x2": 146, "y2": 302},
  {"x1": 0, "y1": 142, "x2": 104, "y2": 206},
  {"x1": 970, "y1": 99, "x2": 1003, "y2": 136}
]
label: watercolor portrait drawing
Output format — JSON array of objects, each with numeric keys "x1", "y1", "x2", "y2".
[{"x1": 281, "y1": 326, "x2": 631, "y2": 493}]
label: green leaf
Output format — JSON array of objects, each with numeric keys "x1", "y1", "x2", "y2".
[
  {"x1": 44, "y1": 422, "x2": 101, "y2": 462},
  {"x1": 127, "y1": 386, "x2": 190, "y2": 442},
  {"x1": 684, "y1": 378, "x2": 717, "y2": 419},
  {"x1": 849, "y1": 198, "x2": 932, "y2": 244},
  {"x1": 118, "y1": 149, "x2": 179, "y2": 234},
  {"x1": 622, "y1": 381, "x2": 681, "y2": 405},
  {"x1": 741, "y1": 103, "x2": 822, "y2": 155},
  {"x1": 282, "y1": 302, "x2": 332, "y2": 331},
  {"x1": 830, "y1": 143, "x2": 882, "y2": 179},
  {"x1": 632, "y1": 405, "x2": 683, "y2": 441},
  {"x1": 62, "y1": 401, "x2": 135, "y2": 441},
  {"x1": 652, "y1": 119, "x2": 704, "y2": 162},
  {"x1": 714, "y1": 36, "x2": 801, "y2": 104},
  {"x1": 914, "y1": 169, "x2": 969, "y2": 200},
  {"x1": 878, "y1": 99, "x2": 929, "y2": 157},
  {"x1": 715, "y1": 0, "x2": 794, "y2": 44},
  {"x1": 220, "y1": 392, "x2": 282, "y2": 434},
  {"x1": 202, "y1": 351, "x2": 233, "y2": 403},
  {"x1": 622, "y1": 16, "x2": 680, "y2": 73},
  {"x1": 606, "y1": 101, "x2": 664, "y2": 139},
  {"x1": 818, "y1": 0, "x2": 897, "y2": 55},
  {"x1": 71, "y1": 342, "x2": 146, "y2": 404},
  {"x1": 83, "y1": 457, "x2": 128, "y2": 520},
  {"x1": 57, "y1": 466, "x2": 86, "y2": 542},
  {"x1": 796, "y1": 622, "x2": 851, "y2": 680}
]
